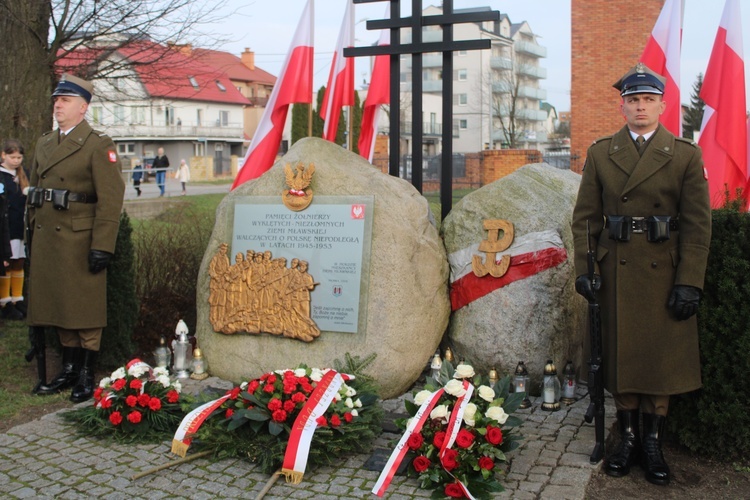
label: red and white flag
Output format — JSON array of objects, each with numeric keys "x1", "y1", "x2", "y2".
[
  {"x1": 639, "y1": 0, "x2": 683, "y2": 136},
  {"x1": 321, "y1": 0, "x2": 355, "y2": 142},
  {"x1": 358, "y1": 6, "x2": 390, "y2": 162},
  {"x1": 231, "y1": 0, "x2": 314, "y2": 190},
  {"x1": 698, "y1": 0, "x2": 748, "y2": 208}
]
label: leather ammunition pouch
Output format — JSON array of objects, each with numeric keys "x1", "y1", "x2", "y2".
[
  {"x1": 28, "y1": 187, "x2": 98, "y2": 210},
  {"x1": 606, "y1": 215, "x2": 678, "y2": 243}
]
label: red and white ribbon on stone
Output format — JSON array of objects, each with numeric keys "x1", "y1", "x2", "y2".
[
  {"x1": 281, "y1": 370, "x2": 346, "y2": 484},
  {"x1": 171, "y1": 394, "x2": 231, "y2": 457},
  {"x1": 449, "y1": 229, "x2": 567, "y2": 311},
  {"x1": 372, "y1": 388, "x2": 446, "y2": 497}
]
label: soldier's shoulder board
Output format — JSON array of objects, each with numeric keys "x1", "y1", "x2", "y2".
[
  {"x1": 592, "y1": 135, "x2": 613, "y2": 145},
  {"x1": 42, "y1": 130, "x2": 54, "y2": 136},
  {"x1": 675, "y1": 136, "x2": 697, "y2": 147}
]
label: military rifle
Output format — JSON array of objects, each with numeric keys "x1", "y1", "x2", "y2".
[
  {"x1": 583, "y1": 221, "x2": 605, "y2": 464},
  {"x1": 23, "y1": 203, "x2": 49, "y2": 393}
]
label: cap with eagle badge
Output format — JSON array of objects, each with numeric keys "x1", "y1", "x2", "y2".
[
  {"x1": 52, "y1": 73, "x2": 94, "y2": 103},
  {"x1": 613, "y1": 62, "x2": 666, "y2": 97}
]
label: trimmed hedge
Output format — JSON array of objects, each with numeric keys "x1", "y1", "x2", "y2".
[{"x1": 669, "y1": 201, "x2": 750, "y2": 459}]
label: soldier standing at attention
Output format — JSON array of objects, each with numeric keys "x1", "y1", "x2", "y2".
[
  {"x1": 572, "y1": 63, "x2": 711, "y2": 486},
  {"x1": 28, "y1": 74, "x2": 125, "y2": 402}
]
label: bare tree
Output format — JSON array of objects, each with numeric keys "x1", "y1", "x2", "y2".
[
  {"x1": 484, "y1": 63, "x2": 538, "y2": 149},
  {"x1": 0, "y1": 0, "x2": 228, "y2": 163}
]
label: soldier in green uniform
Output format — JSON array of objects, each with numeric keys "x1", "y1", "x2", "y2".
[
  {"x1": 28, "y1": 74, "x2": 125, "y2": 402},
  {"x1": 572, "y1": 63, "x2": 711, "y2": 486}
]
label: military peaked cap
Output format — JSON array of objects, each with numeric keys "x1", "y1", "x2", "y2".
[
  {"x1": 52, "y1": 73, "x2": 94, "y2": 103},
  {"x1": 613, "y1": 62, "x2": 666, "y2": 96}
]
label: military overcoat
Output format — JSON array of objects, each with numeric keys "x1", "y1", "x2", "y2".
[
  {"x1": 27, "y1": 120, "x2": 125, "y2": 329},
  {"x1": 572, "y1": 125, "x2": 711, "y2": 395}
]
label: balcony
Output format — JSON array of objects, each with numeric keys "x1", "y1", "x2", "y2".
[
  {"x1": 490, "y1": 57, "x2": 513, "y2": 71},
  {"x1": 515, "y1": 108, "x2": 549, "y2": 121},
  {"x1": 517, "y1": 64, "x2": 547, "y2": 79},
  {"x1": 492, "y1": 81, "x2": 513, "y2": 94},
  {"x1": 517, "y1": 86, "x2": 547, "y2": 100},
  {"x1": 514, "y1": 40, "x2": 547, "y2": 58},
  {"x1": 100, "y1": 123, "x2": 245, "y2": 141}
]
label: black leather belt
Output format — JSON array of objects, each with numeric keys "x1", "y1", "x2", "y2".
[
  {"x1": 605, "y1": 216, "x2": 679, "y2": 233},
  {"x1": 40, "y1": 188, "x2": 98, "y2": 204}
]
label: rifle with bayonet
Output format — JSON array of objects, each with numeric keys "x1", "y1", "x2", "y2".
[{"x1": 583, "y1": 220, "x2": 605, "y2": 464}]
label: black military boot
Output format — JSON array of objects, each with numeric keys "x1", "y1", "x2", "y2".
[
  {"x1": 34, "y1": 346, "x2": 81, "y2": 395},
  {"x1": 603, "y1": 409, "x2": 641, "y2": 477},
  {"x1": 70, "y1": 349, "x2": 97, "y2": 403},
  {"x1": 641, "y1": 413, "x2": 670, "y2": 485}
]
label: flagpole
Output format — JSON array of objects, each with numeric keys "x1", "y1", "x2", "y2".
[
  {"x1": 348, "y1": 106, "x2": 353, "y2": 151},
  {"x1": 308, "y1": 102, "x2": 313, "y2": 137}
]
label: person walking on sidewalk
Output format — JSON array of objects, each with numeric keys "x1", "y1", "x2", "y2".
[
  {"x1": 152, "y1": 147, "x2": 169, "y2": 197},
  {"x1": 572, "y1": 63, "x2": 711, "y2": 486},
  {"x1": 0, "y1": 139, "x2": 29, "y2": 320},
  {"x1": 175, "y1": 158, "x2": 190, "y2": 195},
  {"x1": 132, "y1": 159, "x2": 143, "y2": 197},
  {"x1": 27, "y1": 73, "x2": 125, "y2": 402}
]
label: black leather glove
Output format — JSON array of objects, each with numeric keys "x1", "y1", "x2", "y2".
[
  {"x1": 575, "y1": 274, "x2": 601, "y2": 302},
  {"x1": 668, "y1": 285, "x2": 702, "y2": 321},
  {"x1": 88, "y1": 250, "x2": 113, "y2": 274}
]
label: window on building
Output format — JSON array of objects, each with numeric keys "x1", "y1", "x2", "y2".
[
  {"x1": 197, "y1": 109, "x2": 203, "y2": 126},
  {"x1": 216, "y1": 80, "x2": 227, "y2": 92},
  {"x1": 91, "y1": 106, "x2": 103, "y2": 125},
  {"x1": 457, "y1": 69, "x2": 468, "y2": 81},
  {"x1": 459, "y1": 119, "x2": 468, "y2": 129},
  {"x1": 459, "y1": 93, "x2": 468, "y2": 105},
  {"x1": 189, "y1": 76, "x2": 199, "y2": 90},
  {"x1": 114, "y1": 105, "x2": 125, "y2": 124},
  {"x1": 130, "y1": 106, "x2": 146, "y2": 124},
  {"x1": 194, "y1": 141, "x2": 205, "y2": 156},
  {"x1": 219, "y1": 111, "x2": 229, "y2": 126},
  {"x1": 117, "y1": 143, "x2": 135, "y2": 156},
  {"x1": 166, "y1": 106, "x2": 175, "y2": 126}
]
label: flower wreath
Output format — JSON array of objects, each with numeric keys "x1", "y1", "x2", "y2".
[
  {"x1": 64, "y1": 359, "x2": 188, "y2": 442},
  {"x1": 189, "y1": 360, "x2": 383, "y2": 475},
  {"x1": 374, "y1": 361, "x2": 524, "y2": 499}
]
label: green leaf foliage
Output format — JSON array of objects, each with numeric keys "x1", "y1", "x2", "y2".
[{"x1": 668, "y1": 203, "x2": 750, "y2": 459}]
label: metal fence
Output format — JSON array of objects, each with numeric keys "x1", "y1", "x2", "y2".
[{"x1": 399, "y1": 154, "x2": 466, "y2": 181}]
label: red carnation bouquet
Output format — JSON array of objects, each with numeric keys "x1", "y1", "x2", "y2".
[
  {"x1": 192, "y1": 362, "x2": 382, "y2": 474},
  {"x1": 394, "y1": 362, "x2": 524, "y2": 499},
  {"x1": 65, "y1": 359, "x2": 187, "y2": 442}
]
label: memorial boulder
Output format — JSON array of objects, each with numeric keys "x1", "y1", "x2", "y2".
[
  {"x1": 196, "y1": 138, "x2": 450, "y2": 398},
  {"x1": 441, "y1": 163, "x2": 585, "y2": 386}
]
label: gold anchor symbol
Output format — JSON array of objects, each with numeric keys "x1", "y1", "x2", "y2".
[{"x1": 472, "y1": 219, "x2": 515, "y2": 278}]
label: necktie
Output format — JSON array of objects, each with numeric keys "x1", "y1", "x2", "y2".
[
  {"x1": 59, "y1": 131, "x2": 66, "y2": 144},
  {"x1": 636, "y1": 135, "x2": 646, "y2": 156}
]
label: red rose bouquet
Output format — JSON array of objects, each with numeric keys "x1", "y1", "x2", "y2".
[
  {"x1": 394, "y1": 361, "x2": 524, "y2": 499},
  {"x1": 192, "y1": 357, "x2": 382, "y2": 474},
  {"x1": 64, "y1": 359, "x2": 187, "y2": 442}
]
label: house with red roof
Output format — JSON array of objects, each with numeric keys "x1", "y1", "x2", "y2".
[{"x1": 57, "y1": 40, "x2": 278, "y2": 179}]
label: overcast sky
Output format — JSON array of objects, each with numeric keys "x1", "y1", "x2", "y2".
[{"x1": 207, "y1": 0, "x2": 750, "y2": 113}]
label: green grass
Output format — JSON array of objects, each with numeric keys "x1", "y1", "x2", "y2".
[{"x1": 0, "y1": 322, "x2": 68, "y2": 423}]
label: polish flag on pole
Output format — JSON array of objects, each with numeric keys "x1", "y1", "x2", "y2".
[
  {"x1": 231, "y1": 0, "x2": 314, "y2": 190},
  {"x1": 639, "y1": 0, "x2": 683, "y2": 136},
  {"x1": 698, "y1": 0, "x2": 748, "y2": 208},
  {"x1": 321, "y1": 0, "x2": 355, "y2": 142},
  {"x1": 358, "y1": 6, "x2": 390, "y2": 162}
]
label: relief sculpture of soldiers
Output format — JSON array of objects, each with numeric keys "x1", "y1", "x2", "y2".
[{"x1": 208, "y1": 243, "x2": 320, "y2": 342}]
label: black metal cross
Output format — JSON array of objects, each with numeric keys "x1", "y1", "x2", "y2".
[{"x1": 345, "y1": 0, "x2": 499, "y2": 219}]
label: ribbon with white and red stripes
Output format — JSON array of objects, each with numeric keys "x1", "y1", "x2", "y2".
[
  {"x1": 372, "y1": 388, "x2": 445, "y2": 497},
  {"x1": 449, "y1": 229, "x2": 567, "y2": 311},
  {"x1": 171, "y1": 394, "x2": 231, "y2": 457},
  {"x1": 438, "y1": 380, "x2": 477, "y2": 500},
  {"x1": 281, "y1": 370, "x2": 345, "y2": 484}
]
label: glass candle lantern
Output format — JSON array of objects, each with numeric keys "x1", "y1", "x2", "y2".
[
  {"x1": 190, "y1": 347, "x2": 209, "y2": 380},
  {"x1": 172, "y1": 330, "x2": 192, "y2": 379},
  {"x1": 153, "y1": 336, "x2": 171, "y2": 370},
  {"x1": 430, "y1": 352, "x2": 443, "y2": 381},
  {"x1": 561, "y1": 360, "x2": 577, "y2": 404},
  {"x1": 541, "y1": 359, "x2": 561, "y2": 411},
  {"x1": 513, "y1": 361, "x2": 531, "y2": 409}
]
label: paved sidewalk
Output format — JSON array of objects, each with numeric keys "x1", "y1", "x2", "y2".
[{"x1": 0, "y1": 380, "x2": 614, "y2": 499}]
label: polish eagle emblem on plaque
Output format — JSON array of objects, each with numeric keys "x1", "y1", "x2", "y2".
[{"x1": 282, "y1": 162, "x2": 315, "y2": 211}]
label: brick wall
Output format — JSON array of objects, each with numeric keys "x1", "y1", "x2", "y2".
[{"x1": 570, "y1": 0, "x2": 662, "y2": 173}]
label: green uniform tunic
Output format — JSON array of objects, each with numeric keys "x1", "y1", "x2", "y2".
[
  {"x1": 27, "y1": 120, "x2": 125, "y2": 329},
  {"x1": 572, "y1": 125, "x2": 711, "y2": 395}
]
